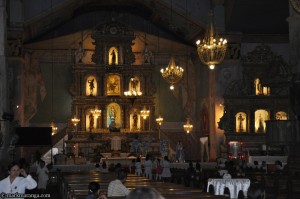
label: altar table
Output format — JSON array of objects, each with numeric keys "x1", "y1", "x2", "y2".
[{"x1": 207, "y1": 178, "x2": 250, "y2": 199}]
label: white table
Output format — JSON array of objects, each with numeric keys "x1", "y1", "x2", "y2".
[{"x1": 207, "y1": 178, "x2": 250, "y2": 199}]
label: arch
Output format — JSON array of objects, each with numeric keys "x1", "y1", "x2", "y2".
[
  {"x1": 235, "y1": 112, "x2": 247, "y2": 132},
  {"x1": 255, "y1": 109, "x2": 269, "y2": 133},
  {"x1": 86, "y1": 75, "x2": 98, "y2": 96}
]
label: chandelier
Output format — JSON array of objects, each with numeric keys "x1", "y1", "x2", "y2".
[
  {"x1": 124, "y1": 90, "x2": 142, "y2": 97},
  {"x1": 71, "y1": 116, "x2": 80, "y2": 126},
  {"x1": 196, "y1": 9, "x2": 227, "y2": 70},
  {"x1": 91, "y1": 106, "x2": 101, "y2": 119},
  {"x1": 156, "y1": 115, "x2": 164, "y2": 126},
  {"x1": 161, "y1": 57, "x2": 184, "y2": 90},
  {"x1": 50, "y1": 120, "x2": 58, "y2": 135},
  {"x1": 183, "y1": 118, "x2": 193, "y2": 133},
  {"x1": 140, "y1": 106, "x2": 150, "y2": 119}
]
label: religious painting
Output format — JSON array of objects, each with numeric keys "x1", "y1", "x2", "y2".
[
  {"x1": 106, "y1": 74, "x2": 121, "y2": 96},
  {"x1": 275, "y1": 111, "x2": 287, "y2": 120},
  {"x1": 255, "y1": 109, "x2": 269, "y2": 133},
  {"x1": 130, "y1": 110, "x2": 141, "y2": 132},
  {"x1": 106, "y1": 103, "x2": 122, "y2": 130},
  {"x1": 108, "y1": 46, "x2": 118, "y2": 65},
  {"x1": 235, "y1": 112, "x2": 247, "y2": 133},
  {"x1": 86, "y1": 75, "x2": 98, "y2": 96}
]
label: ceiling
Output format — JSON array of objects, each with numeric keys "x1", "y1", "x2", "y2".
[{"x1": 21, "y1": 0, "x2": 290, "y2": 50}]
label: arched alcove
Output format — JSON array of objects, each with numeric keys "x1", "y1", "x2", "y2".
[
  {"x1": 86, "y1": 75, "x2": 98, "y2": 96},
  {"x1": 255, "y1": 109, "x2": 269, "y2": 133},
  {"x1": 235, "y1": 112, "x2": 247, "y2": 133}
]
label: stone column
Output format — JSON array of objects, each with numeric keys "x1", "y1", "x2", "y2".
[
  {"x1": 209, "y1": 70, "x2": 217, "y2": 160},
  {"x1": 0, "y1": 0, "x2": 9, "y2": 163},
  {"x1": 288, "y1": 4, "x2": 300, "y2": 74},
  {"x1": 287, "y1": 2, "x2": 300, "y2": 176}
]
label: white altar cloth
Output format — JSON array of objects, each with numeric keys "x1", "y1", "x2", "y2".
[{"x1": 207, "y1": 178, "x2": 250, "y2": 199}]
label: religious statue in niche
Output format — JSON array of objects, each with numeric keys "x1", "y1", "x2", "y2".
[
  {"x1": 131, "y1": 111, "x2": 139, "y2": 131},
  {"x1": 130, "y1": 78, "x2": 139, "y2": 92},
  {"x1": 111, "y1": 50, "x2": 116, "y2": 65},
  {"x1": 237, "y1": 113, "x2": 245, "y2": 132},
  {"x1": 257, "y1": 114, "x2": 265, "y2": 133},
  {"x1": 109, "y1": 47, "x2": 118, "y2": 65},
  {"x1": 106, "y1": 75, "x2": 120, "y2": 96},
  {"x1": 88, "y1": 79, "x2": 95, "y2": 96},
  {"x1": 255, "y1": 79, "x2": 262, "y2": 95},
  {"x1": 109, "y1": 106, "x2": 116, "y2": 126},
  {"x1": 107, "y1": 103, "x2": 121, "y2": 131}
]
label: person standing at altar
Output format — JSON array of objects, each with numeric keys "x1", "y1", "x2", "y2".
[
  {"x1": 161, "y1": 156, "x2": 171, "y2": 182},
  {"x1": 144, "y1": 155, "x2": 152, "y2": 180},
  {"x1": 155, "y1": 158, "x2": 163, "y2": 181},
  {"x1": 135, "y1": 157, "x2": 142, "y2": 176}
]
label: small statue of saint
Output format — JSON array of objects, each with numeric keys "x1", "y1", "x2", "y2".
[
  {"x1": 132, "y1": 112, "x2": 138, "y2": 129},
  {"x1": 257, "y1": 114, "x2": 265, "y2": 133},
  {"x1": 88, "y1": 79, "x2": 95, "y2": 96},
  {"x1": 109, "y1": 106, "x2": 116, "y2": 126},
  {"x1": 237, "y1": 113, "x2": 245, "y2": 132},
  {"x1": 111, "y1": 50, "x2": 116, "y2": 65}
]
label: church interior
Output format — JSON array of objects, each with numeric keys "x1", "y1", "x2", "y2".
[{"x1": 1, "y1": 0, "x2": 300, "y2": 198}]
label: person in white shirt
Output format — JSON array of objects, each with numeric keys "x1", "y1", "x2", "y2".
[
  {"x1": 135, "y1": 157, "x2": 142, "y2": 176},
  {"x1": 107, "y1": 170, "x2": 130, "y2": 197},
  {"x1": 0, "y1": 161, "x2": 37, "y2": 199},
  {"x1": 144, "y1": 155, "x2": 153, "y2": 180},
  {"x1": 161, "y1": 156, "x2": 171, "y2": 182},
  {"x1": 36, "y1": 160, "x2": 49, "y2": 192}
]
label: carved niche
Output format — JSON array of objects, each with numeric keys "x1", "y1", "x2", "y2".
[{"x1": 91, "y1": 22, "x2": 136, "y2": 65}]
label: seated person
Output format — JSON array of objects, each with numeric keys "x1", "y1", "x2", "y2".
[
  {"x1": 247, "y1": 181, "x2": 265, "y2": 199},
  {"x1": 125, "y1": 186, "x2": 165, "y2": 199},
  {"x1": 85, "y1": 182, "x2": 107, "y2": 199},
  {"x1": 107, "y1": 170, "x2": 130, "y2": 197}
]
